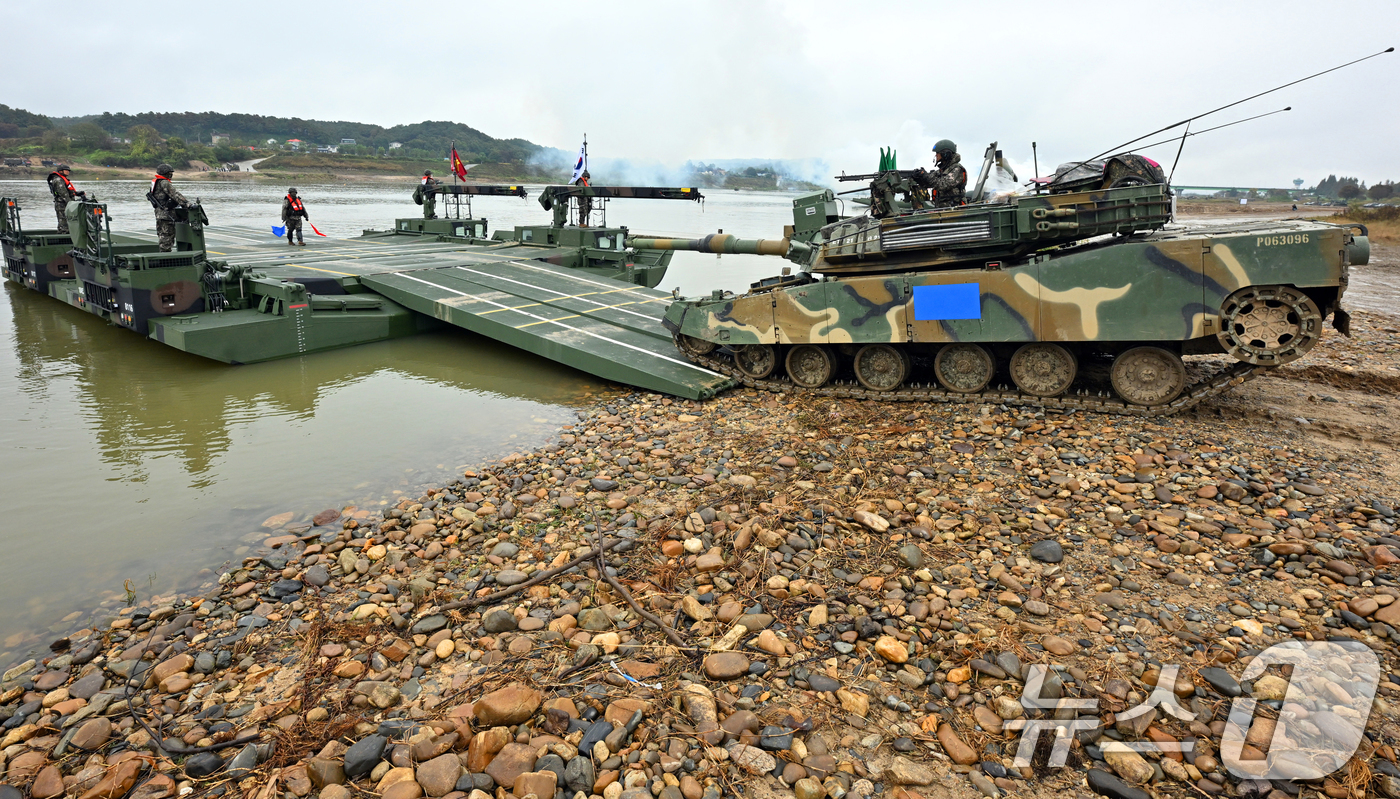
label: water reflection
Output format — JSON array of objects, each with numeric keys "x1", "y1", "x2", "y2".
[
  {"x1": 0, "y1": 281, "x2": 590, "y2": 656},
  {"x1": 0, "y1": 178, "x2": 805, "y2": 660}
]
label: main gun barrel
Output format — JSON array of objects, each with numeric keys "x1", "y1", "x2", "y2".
[{"x1": 627, "y1": 233, "x2": 790, "y2": 257}]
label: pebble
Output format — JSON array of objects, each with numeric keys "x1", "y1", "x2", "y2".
[
  {"x1": 1029, "y1": 539, "x2": 1064, "y2": 562},
  {"x1": 703, "y1": 652, "x2": 750, "y2": 680}
]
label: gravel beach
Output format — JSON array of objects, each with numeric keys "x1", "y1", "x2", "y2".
[{"x1": 2, "y1": 267, "x2": 1399, "y2": 799}]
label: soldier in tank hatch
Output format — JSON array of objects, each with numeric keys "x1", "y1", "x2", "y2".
[
  {"x1": 420, "y1": 170, "x2": 442, "y2": 219},
  {"x1": 282, "y1": 187, "x2": 308, "y2": 246},
  {"x1": 148, "y1": 164, "x2": 190, "y2": 252},
  {"x1": 47, "y1": 164, "x2": 85, "y2": 233},
  {"x1": 922, "y1": 139, "x2": 967, "y2": 208}
]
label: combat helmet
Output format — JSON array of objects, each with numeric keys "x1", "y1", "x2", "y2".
[
  {"x1": 933, "y1": 139, "x2": 957, "y2": 155},
  {"x1": 156, "y1": 163, "x2": 174, "y2": 177},
  {"x1": 423, "y1": 170, "x2": 433, "y2": 176},
  {"x1": 56, "y1": 163, "x2": 71, "y2": 172},
  {"x1": 288, "y1": 187, "x2": 298, "y2": 197}
]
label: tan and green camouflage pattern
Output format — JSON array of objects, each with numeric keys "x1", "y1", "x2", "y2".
[{"x1": 662, "y1": 219, "x2": 1360, "y2": 350}]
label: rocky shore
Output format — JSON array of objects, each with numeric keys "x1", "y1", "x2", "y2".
[{"x1": 3, "y1": 311, "x2": 1400, "y2": 799}]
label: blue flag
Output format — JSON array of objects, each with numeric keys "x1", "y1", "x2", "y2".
[{"x1": 272, "y1": 225, "x2": 286, "y2": 237}]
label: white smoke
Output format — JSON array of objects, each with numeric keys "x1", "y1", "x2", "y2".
[{"x1": 525, "y1": 147, "x2": 831, "y2": 189}]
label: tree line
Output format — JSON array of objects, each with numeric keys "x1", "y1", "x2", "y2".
[
  {"x1": 1315, "y1": 174, "x2": 1396, "y2": 201},
  {"x1": 55, "y1": 112, "x2": 544, "y2": 164},
  {"x1": 0, "y1": 105, "x2": 549, "y2": 170}
]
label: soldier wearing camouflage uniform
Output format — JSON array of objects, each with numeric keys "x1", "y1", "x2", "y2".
[
  {"x1": 282, "y1": 187, "x2": 308, "y2": 246},
  {"x1": 149, "y1": 163, "x2": 189, "y2": 252},
  {"x1": 47, "y1": 164, "x2": 84, "y2": 233},
  {"x1": 923, "y1": 139, "x2": 967, "y2": 208},
  {"x1": 420, "y1": 170, "x2": 441, "y2": 219},
  {"x1": 575, "y1": 170, "x2": 592, "y2": 226}
]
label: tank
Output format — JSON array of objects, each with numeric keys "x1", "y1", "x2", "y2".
[{"x1": 630, "y1": 176, "x2": 1366, "y2": 414}]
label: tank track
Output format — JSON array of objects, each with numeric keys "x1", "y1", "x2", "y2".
[{"x1": 678, "y1": 339, "x2": 1270, "y2": 417}]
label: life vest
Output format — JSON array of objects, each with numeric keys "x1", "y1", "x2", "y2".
[
  {"x1": 286, "y1": 195, "x2": 305, "y2": 213},
  {"x1": 49, "y1": 171, "x2": 77, "y2": 195},
  {"x1": 148, "y1": 175, "x2": 177, "y2": 211}
]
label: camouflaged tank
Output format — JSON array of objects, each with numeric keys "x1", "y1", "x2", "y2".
[{"x1": 628, "y1": 182, "x2": 1368, "y2": 414}]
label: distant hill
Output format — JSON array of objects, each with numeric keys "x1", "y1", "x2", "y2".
[
  {"x1": 46, "y1": 111, "x2": 547, "y2": 164},
  {"x1": 5, "y1": 105, "x2": 826, "y2": 191}
]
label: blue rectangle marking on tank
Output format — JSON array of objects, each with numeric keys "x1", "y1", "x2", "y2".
[{"x1": 912, "y1": 283, "x2": 981, "y2": 321}]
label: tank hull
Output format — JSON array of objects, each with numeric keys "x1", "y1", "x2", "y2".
[
  {"x1": 663, "y1": 219, "x2": 1360, "y2": 408},
  {"x1": 667, "y1": 221, "x2": 1351, "y2": 350}
]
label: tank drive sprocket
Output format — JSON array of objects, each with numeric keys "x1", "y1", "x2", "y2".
[{"x1": 1217, "y1": 285, "x2": 1322, "y2": 366}]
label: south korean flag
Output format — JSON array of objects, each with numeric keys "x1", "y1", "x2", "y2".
[{"x1": 570, "y1": 142, "x2": 587, "y2": 185}]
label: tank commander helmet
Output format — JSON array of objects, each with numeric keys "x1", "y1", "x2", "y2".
[{"x1": 156, "y1": 163, "x2": 174, "y2": 177}]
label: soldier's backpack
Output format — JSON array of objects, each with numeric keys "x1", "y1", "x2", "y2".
[{"x1": 412, "y1": 185, "x2": 424, "y2": 205}]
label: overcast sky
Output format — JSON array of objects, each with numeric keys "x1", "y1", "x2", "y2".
[{"x1": 10, "y1": 0, "x2": 1396, "y2": 188}]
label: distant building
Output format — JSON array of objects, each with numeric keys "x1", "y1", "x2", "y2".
[
  {"x1": 211, "y1": 132, "x2": 229, "y2": 144},
  {"x1": 286, "y1": 139, "x2": 303, "y2": 150},
  {"x1": 317, "y1": 146, "x2": 339, "y2": 154},
  {"x1": 389, "y1": 142, "x2": 402, "y2": 150},
  {"x1": 266, "y1": 138, "x2": 277, "y2": 145},
  {"x1": 340, "y1": 138, "x2": 356, "y2": 145}
]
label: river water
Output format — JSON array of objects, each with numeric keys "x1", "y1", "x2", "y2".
[{"x1": 0, "y1": 178, "x2": 802, "y2": 659}]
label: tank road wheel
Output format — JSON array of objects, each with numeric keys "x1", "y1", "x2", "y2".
[
  {"x1": 676, "y1": 333, "x2": 717, "y2": 357},
  {"x1": 1217, "y1": 285, "x2": 1322, "y2": 365},
  {"x1": 934, "y1": 343, "x2": 994, "y2": 393},
  {"x1": 853, "y1": 344, "x2": 908, "y2": 392},
  {"x1": 732, "y1": 344, "x2": 777, "y2": 380},
  {"x1": 785, "y1": 345, "x2": 835, "y2": 389},
  {"x1": 1111, "y1": 346, "x2": 1187, "y2": 406},
  {"x1": 1009, "y1": 343, "x2": 1077, "y2": 397}
]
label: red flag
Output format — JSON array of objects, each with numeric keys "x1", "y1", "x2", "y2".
[
  {"x1": 451, "y1": 147, "x2": 468, "y2": 182},
  {"x1": 309, "y1": 222, "x2": 327, "y2": 237}
]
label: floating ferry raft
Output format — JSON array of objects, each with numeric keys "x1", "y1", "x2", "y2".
[{"x1": 1, "y1": 187, "x2": 734, "y2": 400}]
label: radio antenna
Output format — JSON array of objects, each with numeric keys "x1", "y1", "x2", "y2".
[
  {"x1": 1118, "y1": 107, "x2": 1292, "y2": 154},
  {"x1": 1056, "y1": 47, "x2": 1392, "y2": 180}
]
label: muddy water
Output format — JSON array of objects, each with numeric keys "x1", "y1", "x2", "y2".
[{"x1": 0, "y1": 178, "x2": 802, "y2": 660}]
